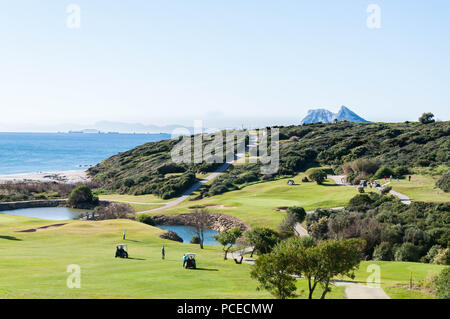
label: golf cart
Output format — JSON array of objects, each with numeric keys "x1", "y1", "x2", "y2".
[
  {"x1": 185, "y1": 253, "x2": 197, "y2": 269},
  {"x1": 115, "y1": 244, "x2": 128, "y2": 258}
]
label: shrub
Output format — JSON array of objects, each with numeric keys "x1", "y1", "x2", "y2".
[
  {"x1": 432, "y1": 248, "x2": 450, "y2": 265},
  {"x1": 90, "y1": 202, "x2": 134, "y2": 220},
  {"x1": 68, "y1": 186, "x2": 98, "y2": 208},
  {"x1": 394, "y1": 243, "x2": 421, "y2": 262},
  {"x1": 190, "y1": 235, "x2": 201, "y2": 244},
  {"x1": 434, "y1": 267, "x2": 450, "y2": 299},
  {"x1": 380, "y1": 185, "x2": 392, "y2": 196},
  {"x1": 138, "y1": 214, "x2": 155, "y2": 226},
  {"x1": 436, "y1": 172, "x2": 450, "y2": 192},
  {"x1": 419, "y1": 112, "x2": 435, "y2": 124},
  {"x1": 393, "y1": 166, "x2": 410, "y2": 177},
  {"x1": 286, "y1": 206, "x2": 307, "y2": 223},
  {"x1": 358, "y1": 186, "x2": 365, "y2": 193},
  {"x1": 373, "y1": 242, "x2": 394, "y2": 261},
  {"x1": 373, "y1": 166, "x2": 395, "y2": 179},
  {"x1": 307, "y1": 169, "x2": 327, "y2": 185},
  {"x1": 123, "y1": 178, "x2": 135, "y2": 187},
  {"x1": 423, "y1": 245, "x2": 442, "y2": 263}
]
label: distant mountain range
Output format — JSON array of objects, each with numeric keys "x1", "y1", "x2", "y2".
[{"x1": 301, "y1": 106, "x2": 370, "y2": 124}]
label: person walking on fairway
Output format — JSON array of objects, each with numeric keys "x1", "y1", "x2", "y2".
[
  {"x1": 162, "y1": 245, "x2": 165, "y2": 260},
  {"x1": 408, "y1": 175, "x2": 411, "y2": 182},
  {"x1": 123, "y1": 230, "x2": 126, "y2": 240},
  {"x1": 182, "y1": 254, "x2": 187, "y2": 268}
]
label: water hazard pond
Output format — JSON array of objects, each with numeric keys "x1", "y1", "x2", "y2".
[
  {"x1": 0, "y1": 207, "x2": 222, "y2": 245},
  {"x1": 157, "y1": 225, "x2": 220, "y2": 245},
  {"x1": 0, "y1": 207, "x2": 91, "y2": 221}
]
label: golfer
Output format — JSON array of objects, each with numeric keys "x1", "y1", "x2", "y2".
[
  {"x1": 123, "y1": 230, "x2": 126, "y2": 240},
  {"x1": 182, "y1": 254, "x2": 187, "y2": 268},
  {"x1": 162, "y1": 245, "x2": 165, "y2": 260}
]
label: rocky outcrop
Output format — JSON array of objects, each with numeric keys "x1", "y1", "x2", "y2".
[
  {"x1": 153, "y1": 212, "x2": 250, "y2": 233},
  {"x1": 0, "y1": 199, "x2": 67, "y2": 211},
  {"x1": 159, "y1": 230, "x2": 183, "y2": 242}
]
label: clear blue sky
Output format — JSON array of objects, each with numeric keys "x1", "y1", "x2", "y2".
[{"x1": 0, "y1": 1, "x2": 449, "y2": 131}]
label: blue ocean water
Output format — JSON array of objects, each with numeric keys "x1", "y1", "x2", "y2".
[{"x1": 0, "y1": 132, "x2": 171, "y2": 175}]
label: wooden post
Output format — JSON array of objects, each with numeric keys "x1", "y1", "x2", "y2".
[{"x1": 409, "y1": 272, "x2": 413, "y2": 289}]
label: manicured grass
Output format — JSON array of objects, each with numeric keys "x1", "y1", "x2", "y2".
[
  {"x1": 132, "y1": 204, "x2": 166, "y2": 212},
  {"x1": 0, "y1": 215, "x2": 345, "y2": 299},
  {"x1": 99, "y1": 194, "x2": 169, "y2": 204},
  {"x1": 154, "y1": 173, "x2": 361, "y2": 229},
  {"x1": 389, "y1": 174, "x2": 450, "y2": 203},
  {"x1": 338, "y1": 261, "x2": 447, "y2": 299},
  {"x1": 384, "y1": 287, "x2": 434, "y2": 299}
]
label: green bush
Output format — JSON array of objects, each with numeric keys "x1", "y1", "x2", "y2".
[
  {"x1": 436, "y1": 172, "x2": 450, "y2": 193},
  {"x1": 394, "y1": 243, "x2": 421, "y2": 262},
  {"x1": 68, "y1": 186, "x2": 98, "y2": 208},
  {"x1": 393, "y1": 166, "x2": 410, "y2": 177},
  {"x1": 137, "y1": 214, "x2": 155, "y2": 226},
  {"x1": 307, "y1": 169, "x2": 327, "y2": 185},
  {"x1": 373, "y1": 166, "x2": 395, "y2": 179},
  {"x1": 434, "y1": 267, "x2": 450, "y2": 299},
  {"x1": 432, "y1": 248, "x2": 450, "y2": 265},
  {"x1": 419, "y1": 112, "x2": 435, "y2": 124},
  {"x1": 123, "y1": 178, "x2": 135, "y2": 187},
  {"x1": 190, "y1": 235, "x2": 201, "y2": 244},
  {"x1": 286, "y1": 206, "x2": 307, "y2": 223},
  {"x1": 373, "y1": 242, "x2": 394, "y2": 261}
]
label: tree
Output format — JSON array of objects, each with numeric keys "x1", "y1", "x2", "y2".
[
  {"x1": 287, "y1": 238, "x2": 365, "y2": 299},
  {"x1": 244, "y1": 227, "x2": 280, "y2": 257},
  {"x1": 307, "y1": 169, "x2": 327, "y2": 185},
  {"x1": 68, "y1": 185, "x2": 98, "y2": 208},
  {"x1": 279, "y1": 207, "x2": 307, "y2": 236},
  {"x1": 419, "y1": 112, "x2": 435, "y2": 124},
  {"x1": 394, "y1": 242, "x2": 421, "y2": 262},
  {"x1": 214, "y1": 227, "x2": 243, "y2": 260},
  {"x1": 287, "y1": 206, "x2": 307, "y2": 223},
  {"x1": 190, "y1": 209, "x2": 210, "y2": 249},
  {"x1": 436, "y1": 172, "x2": 450, "y2": 193},
  {"x1": 250, "y1": 250, "x2": 297, "y2": 299},
  {"x1": 373, "y1": 242, "x2": 394, "y2": 261}
]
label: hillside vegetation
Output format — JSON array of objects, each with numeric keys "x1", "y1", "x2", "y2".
[{"x1": 89, "y1": 121, "x2": 449, "y2": 198}]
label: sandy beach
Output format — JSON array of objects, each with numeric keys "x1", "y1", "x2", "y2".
[{"x1": 0, "y1": 170, "x2": 90, "y2": 184}]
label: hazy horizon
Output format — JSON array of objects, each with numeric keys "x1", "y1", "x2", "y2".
[{"x1": 1, "y1": 1, "x2": 449, "y2": 131}]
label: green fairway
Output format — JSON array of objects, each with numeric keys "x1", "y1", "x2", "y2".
[
  {"x1": 389, "y1": 174, "x2": 450, "y2": 203},
  {"x1": 0, "y1": 214, "x2": 345, "y2": 299},
  {"x1": 149, "y1": 173, "x2": 361, "y2": 229},
  {"x1": 340, "y1": 261, "x2": 447, "y2": 299},
  {"x1": 99, "y1": 194, "x2": 170, "y2": 204}
]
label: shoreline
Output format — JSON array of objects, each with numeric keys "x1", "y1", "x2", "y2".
[{"x1": 0, "y1": 170, "x2": 91, "y2": 184}]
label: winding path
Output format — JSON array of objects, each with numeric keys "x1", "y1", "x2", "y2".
[{"x1": 329, "y1": 175, "x2": 411, "y2": 205}]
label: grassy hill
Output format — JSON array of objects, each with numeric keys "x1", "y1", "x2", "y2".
[{"x1": 88, "y1": 121, "x2": 449, "y2": 199}]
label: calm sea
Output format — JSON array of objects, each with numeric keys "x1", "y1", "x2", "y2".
[{"x1": 0, "y1": 132, "x2": 171, "y2": 175}]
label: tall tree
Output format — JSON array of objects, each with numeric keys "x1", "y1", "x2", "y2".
[
  {"x1": 250, "y1": 250, "x2": 297, "y2": 299},
  {"x1": 244, "y1": 227, "x2": 280, "y2": 257},
  {"x1": 214, "y1": 227, "x2": 242, "y2": 260},
  {"x1": 289, "y1": 238, "x2": 365, "y2": 299},
  {"x1": 191, "y1": 209, "x2": 210, "y2": 249}
]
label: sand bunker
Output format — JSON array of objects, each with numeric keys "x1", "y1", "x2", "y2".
[{"x1": 15, "y1": 223, "x2": 67, "y2": 233}]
